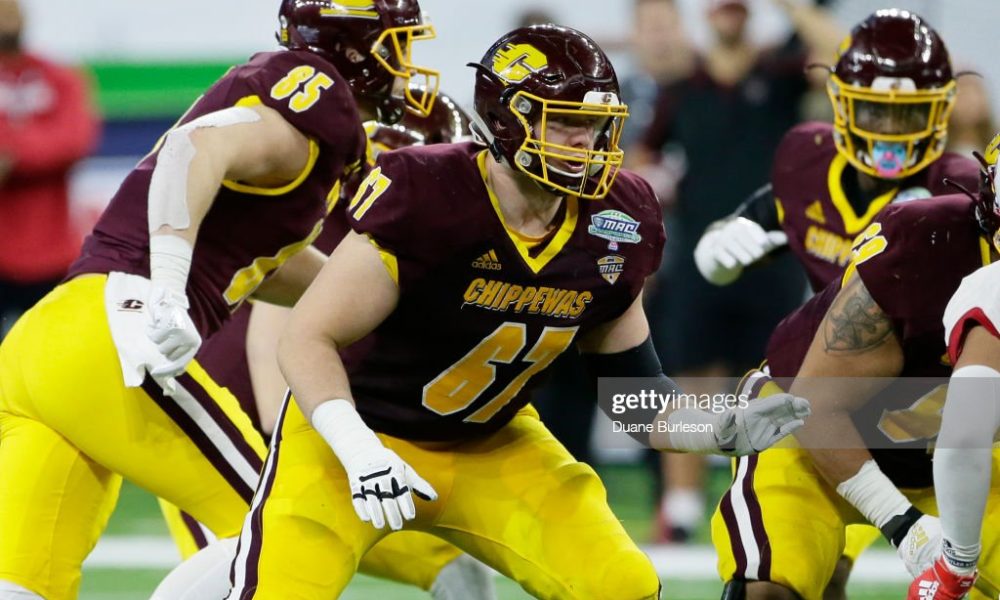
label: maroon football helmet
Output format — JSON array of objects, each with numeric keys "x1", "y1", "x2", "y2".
[
  {"x1": 468, "y1": 24, "x2": 629, "y2": 200},
  {"x1": 278, "y1": 0, "x2": 439, "y2": 124},
  {"x1": 367, "y1": 87, "x2": 472, "y2": 153},
  {"x1": 827, "y1": 9, "x2": 956, "y2": 179}
]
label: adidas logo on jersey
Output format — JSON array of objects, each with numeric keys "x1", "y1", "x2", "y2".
[
  {"x1": 472, "y1": 250, "x2": 503, "y2": 270},
  {"x1": 805, "y1": 200, "x2": 826, "y2": 224}
]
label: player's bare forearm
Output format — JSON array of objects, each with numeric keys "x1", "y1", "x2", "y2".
[
  {"x1": 954, "y1": 325, "x2": 1000, "y2": 371},
  {"x1": 576, "y1": 291, "x2": 650, "y2": 354},
  {"x1": 278, "y1": 231, "x2": 399, "y2": 418},
  {"x1": 278, "y1": 330, "x2": 355, "y2": 417},
  {"x1": 247, "y1": 301, "x2": 294, "y2": 435},
  {"x1": 792, "y1": 273, "x2": 903, "y2": 485},
  {"x1": 252, "y1": 245, "x2": 327, "y2": 307}
]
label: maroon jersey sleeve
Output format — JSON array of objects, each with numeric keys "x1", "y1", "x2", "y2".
[
  {"x1": 854, "y1": 195, "x2": 984, "y2": 338},
  {"x1": 345, "y1": 148, "x2": 423, "y2": 277},
  {"x1": 611, "y1": 169, "x2": 667, "y2": 291},
  {"x1": 240, "y1": 51, "x2": 362, "y2": 150}
]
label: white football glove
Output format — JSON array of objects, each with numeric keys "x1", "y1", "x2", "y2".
[
  {"x1": 715, "y1": 393, "x2": 811, "y2": 456},
  {"x1": 694, "y1": 217, "x2": 788, "y2": 286},
  {"x1": 898, "y1": 514, "x2": 944, "y2": 577},
  {"x1": 313, "y1": 399, "x2": 438, "y2": 531},
  {"x1": 146, "y1": 284, "x2": 201, "y2": 382}
]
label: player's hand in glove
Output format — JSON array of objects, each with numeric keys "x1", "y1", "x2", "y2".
[
  {"x1": 908, "y1": 556, "x2": 977, "y2": 600},
  {"x1": 312, "y1": 399, "x2": 438, "y2": 530},
  {"x1": 715, "y1": 393, "x2": 811, "y2": 455},
  {"x1": 694, "y1": 217, "x2": 788, "y2": 286},
  {"x1": 898, "y1": 515, "x2": 944, "y2": 577},
  {"x1": 146, "y1": 283, "x2": 201, "y2": 380}
]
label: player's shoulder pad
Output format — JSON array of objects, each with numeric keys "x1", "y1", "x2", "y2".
[
  {"x1": 925, "y1": 151, "x2": 980, "y2": 195},
  {"x1": 770, "y1": 122, "x2": 836, "y2": 206},
  {"x1": 773, "y1": 121, "x2": 835, "y2": 164},
  {"x1": 347, "y1": 142, "x2": 482, "y2": 254},
  {"x1": 236, "y1": 50, "x2": 361, "y2": 149},
  {"x1": 607, "y1": 169, "x2": 663, "y2": 224},
  {"x1": 855, "y1": 194, "x2": 979, "y2": 315},
  {"x1": 875, "y1": 193, "x2": 975, "y2": 244},
  {"x1": 603, "y1": 168, "x2": 667, "y2": 272}
]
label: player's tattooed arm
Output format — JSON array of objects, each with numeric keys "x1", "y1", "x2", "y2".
[
  {"x1": 821, "y1": 273, "x2": 896, "y2": 354},
  {"x1": 790, "y1": 273, "x2": 904, "y2": 486}
]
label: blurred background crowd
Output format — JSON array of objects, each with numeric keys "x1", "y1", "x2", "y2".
[{"x1": 2, "y1": 0, "x2": 997, "y2": 547}]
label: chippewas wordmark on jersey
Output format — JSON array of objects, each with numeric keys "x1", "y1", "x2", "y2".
[
  {"x1": 804, "y1": 225, "x2": 853, "y2": 267},
  {"x1": 462, "y1": 278, "x2": 592, "y2": 318}
]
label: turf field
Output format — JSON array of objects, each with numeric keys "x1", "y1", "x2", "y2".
[{"x1": 81, "y1": 464, "x2": 908, "y2": 599}]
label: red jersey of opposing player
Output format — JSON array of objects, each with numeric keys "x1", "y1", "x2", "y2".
[
  {"x1": 767, "y1": 194, "x2": 993, "y2": 487},
  {"x1": 67, "y1": 50, "x2": 367, "y2": 337},
  {"x1": 771, "y1": 122, "x2": 978, "y2": 291},
  {"x1": 344, "y1": 142, "x2": 665, "y2": 441}
]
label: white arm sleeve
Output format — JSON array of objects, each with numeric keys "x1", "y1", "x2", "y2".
[{"x1": 934, "y1": 365, "x2": 1000, "y2": 566}]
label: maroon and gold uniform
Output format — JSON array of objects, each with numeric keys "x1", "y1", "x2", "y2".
[
  {"x1": 712, "y1": 195, "x2": 1000, "y2": 599},
  {"x1": 159, "y1": 99, "x2": 482, "y2": 592},
  {"x1": 772, "y1": 122, "x2": 978, "y2": 291},
  {"x1": 229, "y1": 143, "x2": 666, "y2": 598},
  {"x1": 344, "y1": 144, "x2": 664, "y2": 440},
  {"x1": 68, "y1": 50, "x2": 365, "y2": 334},
  {"x1": 0, "y1": 50, "x2": 367, "y2": 600}
]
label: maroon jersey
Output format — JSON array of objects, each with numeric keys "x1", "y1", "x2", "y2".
[
  {"x1": 771, "y1": 122, "x2": 978, "y2": 291},
  {"x1": 344, "y1": 143, "x2": 665, "y2": 441},
  {"x1": 189, "y1": 122, "x2": 380, "y2": 427},
  {"x1": 67, "y1": 50, "x2": 367, "y2": 337},
  {"x1": 767, "y1": 194, "x2": 992, "y2": 487}
]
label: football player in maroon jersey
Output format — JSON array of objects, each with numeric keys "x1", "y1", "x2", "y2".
[
  {"x1": 0, "y1": 1, "x2": 441, "y2": 598},
  {"x1": 219, "y1": 24, "x2": 809, "y2": 599},
  {"x1": 711, "y1": 146, "x2": 1000, "y2": 598},
  {"x1": 694, "y1": 10, "x2": 979, "y2": 595},
  {"x1": 695, "y1": 9, "x2": 977, "y2": 291},
  {"x1": 153, "y1": 90, "x2": 499, "y2": 599}
]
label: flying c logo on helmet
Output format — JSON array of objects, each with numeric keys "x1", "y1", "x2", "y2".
[{"x1": 491, "y1": 43, "x2": 548, "y2": 84}]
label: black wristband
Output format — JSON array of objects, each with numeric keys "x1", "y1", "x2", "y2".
[
  {"x1": 880, "y1": 506, "x2": 924, "y2": 548},
  {"x1": 581, "y1": 335, "x2": 664, "y2": 379}
]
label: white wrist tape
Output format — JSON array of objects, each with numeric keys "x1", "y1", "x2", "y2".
[
  {"x1": 148, "y1": 106, "x2": 261, "y2": 233},
  {"x1": 149, "y1": 234, "x2": 193, "y2": 294},
  {"x1": 665, "y1": 408, "x2": 721, "y2": 453},
  {"x1": 836, "y1": 459, "x2": 912, "y2": 530},
  {"x1": 311, "y1": 399, "x2": 381, "y2": 463}
]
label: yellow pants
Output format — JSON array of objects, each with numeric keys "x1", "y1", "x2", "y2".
[
  {"x1": 711, "y1": 377, "x2": 1000, "y2": 600},
  {"x1": 0, "y1": 276, "x2": 462, "y2": 599},
  {"x1": 841, "y1": 524, "x2": 880, "y2": 564},
  {"x1": 229, "y1": 397, "x2": 660, "y2": 599}
]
